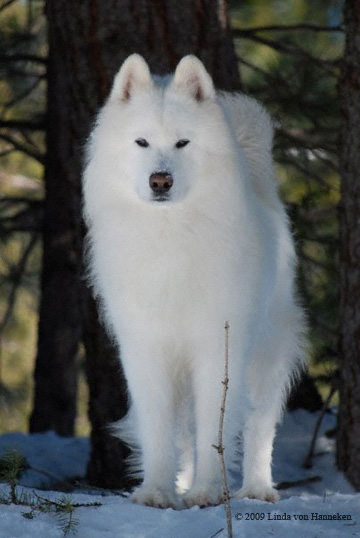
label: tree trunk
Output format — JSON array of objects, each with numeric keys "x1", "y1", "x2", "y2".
[
  {"x1": 31, "y1": 0, "x2": 240, "y2": 487},
  {"x1": 337, "y1": 0, "x2": 360, "y2": 490}
]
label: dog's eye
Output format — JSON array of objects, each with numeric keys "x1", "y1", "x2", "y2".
[
  {"x1": 135, "y1": 138, "x2": 149, "y2": 148},
  {"x1": 175, "y1": 139, "x2": 190, "y2": 149}
]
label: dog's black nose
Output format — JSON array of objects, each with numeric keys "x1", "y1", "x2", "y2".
[{"x1": 149, "y1": 172, "x2": 173, "y2": 195}]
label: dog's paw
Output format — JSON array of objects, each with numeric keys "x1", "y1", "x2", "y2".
[
  {"x1": 182, "y1": 484, "x2": 223, "y2": 508},
  {"x1": 234, "y1": 484, "x2": 279, "y2": 503},
  {"x1": 131, "y1": 485, "x2": 183, "y2": 509}
]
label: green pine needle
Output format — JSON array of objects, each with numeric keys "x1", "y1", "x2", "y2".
[{"x1": 0, "y1": 450, "x2": 101, "y2": 537}]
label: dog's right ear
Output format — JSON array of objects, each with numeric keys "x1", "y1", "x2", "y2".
[{"x1": 109, "y1": 54, "x2": 153, "y2": 102}]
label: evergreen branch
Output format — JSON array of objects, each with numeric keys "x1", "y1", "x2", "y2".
[
  {"x1": 34, "y1": 493, "x2": 101, "y2": 509},
  {"x1": 0, "y1": 441, "x2": 101, "y2": 538},
  {"x1": 0, "y1": 449, "x2": 29, "y2": 503},
  {"x1": 57, "y1": 507, "x2": 78, "y2": 537}
]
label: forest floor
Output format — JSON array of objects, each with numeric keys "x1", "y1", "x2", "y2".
[{"x1": 0, "y1": 409, "x2": 358, "y2": 538}]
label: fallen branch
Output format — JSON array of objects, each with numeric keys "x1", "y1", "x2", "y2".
[
  {"x1": 276, "y1": 475, "x2": 321, "y2": 490},
  {"x1": 303, "y1": 381, "x2": 338, "y2": 469}
]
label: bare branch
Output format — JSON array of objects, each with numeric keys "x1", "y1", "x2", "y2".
[
  {"x1": 234, "y1": 24, "x2": 343, "y2": 34},
  {"x1": 0, "y1": 53, "x2": 47, "y2": 65},
  {"x1": 298, "y1": 205, "x2": 337, "y2": 223},
  {"x1": 212, "y1": 322, "x2": 232, "y2": 538},
  {"x1": 0, "y1": 148, "x2": 14, "y2": 158},
  {"x1": 0, "y1": 133, "x2": 44, "y2": 163},
  {"x1": 1, "y1": 203, "x2": 43, "y2": 234},
  {"x1": 0, "y1": 196, "x2": 42, "y2": 204},
  {"x1": 277, "y1": 157, "x2": 334, "y2": 191},
  {"x1": 5, "y1": 76, "x2": 44, "y2": 109},
  {"x1": 297, "y1": 234, "x2": 337, "y2": 246},
  {"x1": 3, "y1": 68, "x2": 45, "y2": 78},
  {"x1": 232, "y1": 30, "x2": 340, "y2": 71},
  {"x1": 0, "y1": 119, "x2": 45, "y2": 131},
  {"x1": 276, "y1": 126, "x2": 337, "y2": 153},
  {"x1": 0, "y1": 0, "x2": 17, "y2": 14},
  {"x1": 300, "y1": 251, "x2": 333, "y2": 272},
  {"x1": 311, "y1": 149, "x2": 338, "y2": 171}
]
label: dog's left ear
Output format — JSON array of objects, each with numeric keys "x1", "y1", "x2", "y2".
[{"x1": 172, "y1": 56, "x2": 215, "y2": 102}]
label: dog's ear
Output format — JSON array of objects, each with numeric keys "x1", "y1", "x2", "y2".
[
  {"x1": 172, "y1": 56, "x2": 215, "y2": 102},
  {"x1": 110, "y1": 54, "x2": 153, "y2": 102}
]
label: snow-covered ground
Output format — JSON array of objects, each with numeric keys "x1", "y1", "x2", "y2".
[{"x1": 0, "y1": 409, "x2": 359, "y2": 538}]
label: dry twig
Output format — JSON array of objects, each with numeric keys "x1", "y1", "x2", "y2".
[{"x1": 212, "y1": 322, "x2": 232, "y2": 538}]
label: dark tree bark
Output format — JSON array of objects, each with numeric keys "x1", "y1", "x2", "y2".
[
  {"x1": 30, "y1": 0, "x2": 240, "y2": 487},
  {"x1": 337, "y1": 0, "x2": 360, "y2": 490}
]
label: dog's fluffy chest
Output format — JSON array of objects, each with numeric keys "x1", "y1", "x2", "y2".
[{"x1": 89, "y1": 205, "x2": 256, "y2": 321}]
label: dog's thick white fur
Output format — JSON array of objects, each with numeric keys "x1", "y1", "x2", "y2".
[{"x1": 83, "y1": 54, "x2": 306, "y2": 509}]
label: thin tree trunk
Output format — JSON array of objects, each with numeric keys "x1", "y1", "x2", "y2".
[
  {"x1": 337, "y1": 0, "x2": 360, "y2": 490},
  {"x1": 29, "y1": 1, "x2": 85, "y2": 435}
]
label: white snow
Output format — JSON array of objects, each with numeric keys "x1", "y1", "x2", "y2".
[{"x1": 0, "y1": 409, "x2": 359, "y2": 538}]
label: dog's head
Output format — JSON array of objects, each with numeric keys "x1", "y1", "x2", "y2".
[{"x1": 89, "y1": 54, "x2": 232, "y2": 206}]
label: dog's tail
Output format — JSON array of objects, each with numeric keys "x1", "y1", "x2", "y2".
[
  {"x1": 219, "y1": 92, "x2": 282, "y2": 213},
  {"x1": 109, "y1": 406, "x2": 143, "y2": 480}
]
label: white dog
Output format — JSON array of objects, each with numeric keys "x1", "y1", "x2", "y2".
[{"x1": 83, "y1": 54, "x2": 306, "y2": 509}]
